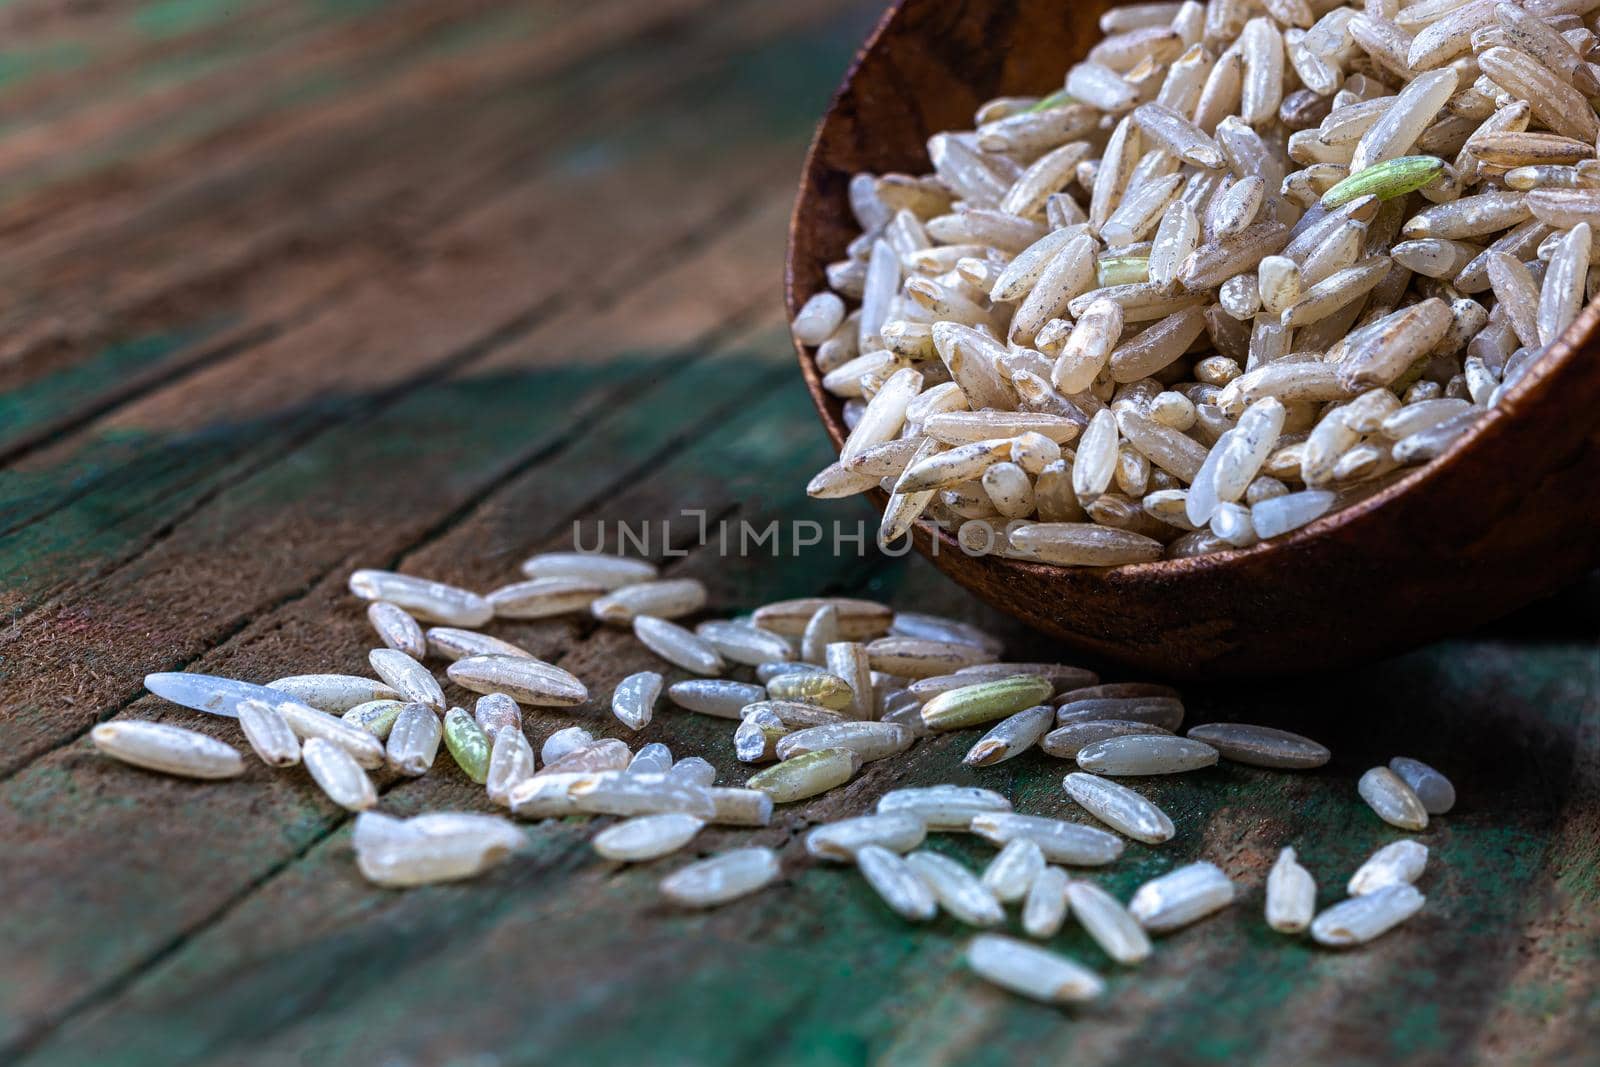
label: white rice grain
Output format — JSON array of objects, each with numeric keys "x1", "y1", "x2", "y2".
[
  {"x1": 1129, "y1": 861, "x2": 1236, "y2": 932},
  {"x1": 368, "y1": 648, "x2": 445, "y2": 711},
  {"x1": 486, "y1": 577, "x2": 604, "y2": 619},
  {"x1": 1068, "y1": 879, "x2": 1153, "y2": 964},
  {"x1": 590, "y1": 579, "x2": 707, "y2": 625},
  {"x1": 982, "y1": 838, "x2": 1047, "y2": 903},
  {"x1": 907, "y1": 851, "x2": 1006, "y2": 926},
  {"x1": 1311, "y1": 884, "x2": 1425, "y2": 946},
  {"x1": 237, "y1": 699, "x2": 303, "y2": 768},
  {"x1": 878, "y1": 784, "x2": 1013, "y2": 829},
  {"x1": 1349, "y1": 840, "x2": 1429, "y2": 895},
  {"x1": 540, "y1": 726, "x2": 594, "y2": 765},
  {"x1": 857, "y1": 844, "x2": 939, "y2": 921},
  {"x1": 386, "y1": 703, "x2": 443, "y2": 776},
  {"x1": 1063, "y1": 771, "x2": 1175, "y2": 844},
  {"x1": 519, "y1": 551, "x2": 657, "y2": 589},
  {"x1": 268, "y1": 674, "x2": 400, "y2": 714},
  {"x1": 1358, "y1": 766, "x2": 1431, "y2": 830},
  {"x1": 660, "y1": 848, "x2": 780, "y2": 908},
  {"x1": 1265, "y1": 846, "x2": 1317, "y2": 933},
  {"x1": 485, "y1": 725, "x2": 535, "y2": 806},
  {"x1": 447, "y1": 655, "x2": 588, "y2": 706},
  {"x1": 612, "y1": 671, "x2": 663, "y2": 731},
  {"x1": 793, "y1": 292, "x2": 847, "y2": 345},
  {"x1": 965, "y1": 934, "x2": 1105, "y2": 1003},
  {"x1": 969, "y1": 811, "x2": 1126, "y2": 866},
  {"x1": 348, "y1": 569, "x2": 492, "y2": 627},
  {"x1": 367, "y1": 602, "x2": 427, "y2": 659},
  {"x1": 806, "y1": 812, "x2": 927, "y2": 861},
  {"x1": 1076, "y1": 734, "x2": 1219, "y2": 775},
  {"x1": 91, "y1": 720, "x2": 244, "y2": 779},
  {"x1": 1023, "y1": 866, "x2": 1072, "y2": 938},
  {"x1": 302, "y1": 737, "x2": 377, "y2": 811}
]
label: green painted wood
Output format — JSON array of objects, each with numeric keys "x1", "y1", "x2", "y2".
[{"x1": 0, "y1": 0, "x2": 1595, "y2": 1064}]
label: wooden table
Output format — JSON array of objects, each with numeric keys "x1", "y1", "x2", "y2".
[{"x1": 1, "y1": 1, "x2": 1596, "y2": 1063}]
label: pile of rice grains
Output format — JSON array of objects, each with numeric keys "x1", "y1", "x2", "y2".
[
  {"x1": 98, "y1": 554, "x2": 1455, "y2": 1007},
  {"x1": 794, "y1": 0, "x2": 1597, "y2": 565}
]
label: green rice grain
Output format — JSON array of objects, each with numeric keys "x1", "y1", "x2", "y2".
[
  {"x1": 443, "y1": 707, "x2": 491, "y2": 784},
  {"x1": 1321, "y1": 156, "x2": 1446, "y2": 208}
]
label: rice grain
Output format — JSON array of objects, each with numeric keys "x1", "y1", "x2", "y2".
[
  {"x1": 921, "y1": 675, "x2": 1056, "y2": 731},
  {"x1": 446, "y1": 655, "x2": 588, "y2": 707},
  {"x1": 386, "y1": 703, "x2": 443, "y2": 776},
  {"x1": 485, "y1": 725, "x2": 535, "y2": 805},
  {"x1": 1129, "y1": 861, "x2": 1236, "y2": 932},
  {"x1": 425, "y1": 627, "x2": 536, "y2": 662},
  {"x1": 965, "y1": 934, "x2": 1105, "y2": 1003},
  {"x1": 1063, "y1": 771, "x2": 1175, "y2": 844},
  {"x1": 355, "y1": 814, "x2": 520, "y2": 887},
  {"x1": 268, "y1": 674, "x2": 400, "y2": 714},
  {"x1": 277, "y1": 699, "x2": 386, "y2": 769},
  {"x1": 1358, "y1": 766, "x2": 1430, "y2": 830},
  {"x1": 668, "y1": 679, "x2": 767, "y2": 718},
  {"x1": 348, "y1": 570, "x2": 492, "y2": 627},
  {"x1": 806, "y1": 812, "x2": 927, "y2": 860},
  {"x1": 775, "y1": 721, "x2": 913, "y2": 763},
  {"x1": 91, "y1": 720, "x2": 244, "y2": 779},
  {"x1": 1185, "y1": 722, "x2": 1332, "y2": 768},
  {"x1": 367, "y1": 602, "x2": 427, "y2": 659},
  {"x1": 520, "y1": 551, "x2": 658, "y2": 589},
  {"x1": 1076, "y1": 734, "x2": 1219, "y2": 775},
  {"x1": 442, "y1": 707, "x2": 491, "y2": 784},
  {"x1": 856, "y1": 844, "x2": 939, "y2": 920},
  {"x1": 969, "y1": 811, "x2": 1126, "y2": 865},
  {"x1": 591, "y1": 579, "x2": 708, "y2": 625},
  {"x1": 982, "y1": 838, "x2": 1048, "y2": 903},
  {"x1": 568, "y1": 772, "x2": 717, "y2": 820},
  {"x1": 1311, "y1": 884, "x2": 1425, "y2": 945},
  {"x1": 695, "y1": 621, "x2": 794, "y2": 667},
  {"x1": 1349, "y1": 840, "x2": 1429, "y2": 895},
  {"x1": 594, "y1": 813, "x2": 705, "y2": 862},
  {"x1": 964, "y1": 704, "x2": 1056, "y2": 766},
  {"x1": 238, "y1": 699, "x2": 303, "y2": 767},
  {"x1": 1266, "y1": 846, "x2": 1317, "y2": 933},
  {"x1": 660, "y1": 848, "x2": 780, "y2": 908},
  {"x1": 907, "y1": 851, "x2": 1006, "y2": 926},
  {"x1": 745, "y1": 748, "x2": 860, "y2": 803},
  {"x1": 878, "y1": 785, "x2": 1013, "y2": 829},
  {"x1": 612, "y1": 671, "x2": 663, "y2": 731},
  {"x1": 368, "y1": 649, "x2": 445, "y2": 711},
  {"x1": 142, "y1": 672, "x2": 290, "y2": 719},
  {"x1": 344, "y1": 699, "x2": 407, "y2": 740},
  {"x1": 635, "y1": 615, "x2": 725, "y2": 676},
  {"x1": 1024, "y1": 870, "x2": 1075, "y2": 940},
  {"x1": 705, "y1": 787, "x2": 775, "y2": 827},
  {"x1": 1389, "y1": 755, "x2": 1457, "y2": 814},
  {"x1": 302, "y1": 737, "x2": 377, "y2": 811},
  {"x1": 1068, "y1": 879, "x2": 1153, "y2": 964}
]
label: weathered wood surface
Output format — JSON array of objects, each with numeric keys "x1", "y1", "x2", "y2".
[{"x1": 0, "y1": 1, "x2": 1594, "y2": 1064}]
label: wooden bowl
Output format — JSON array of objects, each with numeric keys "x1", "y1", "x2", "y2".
[{"x1": 786, "y1": 0, "x2": 1600, "y2": 678}]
